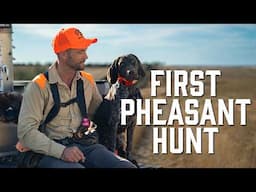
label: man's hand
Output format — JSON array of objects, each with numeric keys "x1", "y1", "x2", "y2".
[{"x1": 61, "y1": 146, "x2": 85, "y2": 163}]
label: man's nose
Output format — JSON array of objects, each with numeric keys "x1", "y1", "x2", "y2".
[{"x1": 84, "y1": 52, "x2": 88, "y2": 60}]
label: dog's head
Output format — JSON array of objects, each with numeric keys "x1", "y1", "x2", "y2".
[
  {"x1": 0, "y1": 92, "x2": 23, "y2": 123},
  {"x1": 107, "y1": 54, "x2": 145, "y2": 85}
]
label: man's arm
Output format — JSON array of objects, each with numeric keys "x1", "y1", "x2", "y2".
[{"x1": 17, "y1": 82, "x2": 65, "y2": 159}]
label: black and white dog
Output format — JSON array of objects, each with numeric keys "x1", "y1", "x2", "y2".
[{"x1": 94, "y1": 54, "x2": 145, "y2": 166}]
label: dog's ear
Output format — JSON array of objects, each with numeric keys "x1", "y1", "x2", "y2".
[
  {"x1": 129, "y1": 54, "x2": 145, "y2": 78},
  {"x1": 138, "y1": 63, "x2": 146, "y2": 78},
  {"x1": 107, "y1": 57, "x2": 120, "y2": 84}
]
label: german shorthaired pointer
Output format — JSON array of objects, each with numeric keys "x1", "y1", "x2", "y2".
[{"x1": 94, "y1": 54, "x2": 145, "y2": 166}]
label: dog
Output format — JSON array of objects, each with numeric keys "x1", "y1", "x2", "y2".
[
  {"x1": 94, "y1": 54, "x2": 145, "y2": 166},
  {"x1": 0, "y1": 92, "x2": 23, "y2": 123}
]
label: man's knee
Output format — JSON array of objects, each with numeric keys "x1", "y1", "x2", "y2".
[{"x1": 114, "y1": 160, "x2": 137, "y2": 168}]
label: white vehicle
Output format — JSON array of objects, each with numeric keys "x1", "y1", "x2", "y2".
[{"x1": 0, "y1": 64, "x2": 11, "y2": 92}]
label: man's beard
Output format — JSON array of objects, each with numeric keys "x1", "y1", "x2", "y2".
[{"x1": 68, "y1": 61, "x2": 85, "y2": 71}]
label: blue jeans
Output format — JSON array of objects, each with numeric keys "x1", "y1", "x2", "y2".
[{"x1": 38, "y1": 143, "x2": 136, "y2": 168}]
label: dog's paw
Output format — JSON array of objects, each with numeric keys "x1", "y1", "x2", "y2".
[
  {"x1": 128, "y1": 157, "x2": 140, "y2": 168},
  {"x1": 117, "y1": 148, "x2": 127, "y2": 158}
]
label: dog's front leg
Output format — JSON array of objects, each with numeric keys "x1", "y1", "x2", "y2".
[
  {"x1": 126, "y1": 115, "x2": 136, "y2": 159},
  {"x1": 116, "y1": 132, "x2": 126, "y2": 157},
  {"x1": 126, "y1": 116, "x2": 140, "y2": 167}
]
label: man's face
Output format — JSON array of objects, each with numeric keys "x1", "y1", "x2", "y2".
[{"x1": 66, "y1": 48, "x2": 88, "y2": 71}]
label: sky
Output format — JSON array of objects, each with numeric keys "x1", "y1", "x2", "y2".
[{"x1": 12, "y1": 24, "x2": 256, "y2": 66}]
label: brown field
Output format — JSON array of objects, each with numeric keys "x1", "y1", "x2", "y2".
[{"x1": 133, "y1": 65, "x2": 256, "y2": 168}]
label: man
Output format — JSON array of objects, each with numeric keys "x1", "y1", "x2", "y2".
[{"x1": 17, "y1": 27, "x2": 136, "y2": 168}]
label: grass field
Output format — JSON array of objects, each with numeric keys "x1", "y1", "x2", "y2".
[
  {"x1": 14, "y1": 64, "x2": 108, "y2": 80},
  {"x1": 133, "y1": 65, "x2": 256, "y2": 168}
]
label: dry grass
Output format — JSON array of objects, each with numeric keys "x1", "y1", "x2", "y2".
[
  {"x1": 83, "y1": 66, "x2": 108, "y2": 80},
  {"x1": 14, "y1": 65, "x2": 108, "y2": 81},
  {"x1": 133, "y1": 66, "x2": 256, "y2": 168}
]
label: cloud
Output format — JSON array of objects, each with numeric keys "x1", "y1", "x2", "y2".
[
  {"x1": 13, "y1": 24, "x2": 126, "y2": 39},
  {"x1": 12, "y1": 24, "x2": 256, "y2": 65},
  {"x1": 14, "y1": 24, "x2": 256, "y2": 48}
]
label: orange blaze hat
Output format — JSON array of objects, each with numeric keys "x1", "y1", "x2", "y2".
[{"x1": 52, "y1": 27, "x2": 97, "y2": 53}]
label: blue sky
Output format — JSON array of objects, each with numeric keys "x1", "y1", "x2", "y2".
[{"x1": 12, "y1": 24, "x2": 256, "y2": 66}]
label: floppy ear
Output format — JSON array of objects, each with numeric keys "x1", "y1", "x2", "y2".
[
  {"x1": 107, "y1": 57, "x2": 120, "y2": 84},
  {"x1": 130, "y1": 54, "x2": 145, "y2": 78},
  {"x1": 138, "y1": 63, "x2": 145, "y2": 78}
]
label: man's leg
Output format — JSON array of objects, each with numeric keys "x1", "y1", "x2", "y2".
[
  {"x1": 79, "y1": 144, "x2": 137, "y2": 168},
  {"x1": 38, "y1": 155, "x2": 85, "y2": 168}
]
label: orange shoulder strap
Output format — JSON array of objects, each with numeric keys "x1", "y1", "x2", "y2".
[
  {"x1": 80, "y1": 71, "x2": 95, "y2": 86},
  {"x1": 32, "y1": 73, "x2": 47, "y2": 89},
  {"x1": 33, "y1": 71, "x2": 95, "y2": 89}
]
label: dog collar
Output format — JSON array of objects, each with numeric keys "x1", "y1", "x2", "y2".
[{"x1": 118, "y1": 76, "x2": 137, "y2": 86}]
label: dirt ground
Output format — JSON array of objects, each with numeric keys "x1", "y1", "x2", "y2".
[{"x1": 132, "y1": 66, "x2": 256, "y2": 168}]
